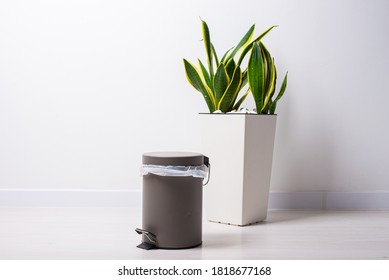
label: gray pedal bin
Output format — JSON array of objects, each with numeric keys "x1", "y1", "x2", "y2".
[{"x1": 137, "y1": 152, "x2": 208, "y2": 249}]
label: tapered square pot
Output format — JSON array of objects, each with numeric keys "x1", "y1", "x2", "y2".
[{"x1": 200, "y1": 114, "x2": 277, "y2": 226}]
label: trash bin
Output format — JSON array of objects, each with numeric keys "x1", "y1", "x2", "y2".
[{"x1": 136, "y1": 152, "x2": 209, "y2": 250}]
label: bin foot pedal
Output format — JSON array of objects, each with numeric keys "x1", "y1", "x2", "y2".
[
  {"x1": 137, "y1": 242, "x2": 156, "y2": 250},
  {"x1": 135, "y1": 228, "x2": 157, "y2": 250}
]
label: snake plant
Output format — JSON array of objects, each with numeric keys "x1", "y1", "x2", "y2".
[{"x1": 183, "y1": 20, "x2": 287, "y2": 114}]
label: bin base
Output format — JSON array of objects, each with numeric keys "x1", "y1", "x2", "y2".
[{"x1": 156, "y1": 241, "x2": 202, "y2": 250}]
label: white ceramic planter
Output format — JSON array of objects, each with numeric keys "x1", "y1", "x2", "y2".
[{"x1": 200, "y1": 114, "x2": 277, "y2": 226}]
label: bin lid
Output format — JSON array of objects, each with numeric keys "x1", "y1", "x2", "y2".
[{"x1": 142, "y1": 152, "x2": 204, "y2": 166}]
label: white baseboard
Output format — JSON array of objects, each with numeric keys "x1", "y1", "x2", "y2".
[
  {"x1": 1, "y1": 189, "x2": 389, "y2": 210},
  {"x1": 0, "y1": 189, "x2": 142, "y2": 207},
  {"x1": 268, "y1": 191, "x2": 389, "y2": 210}
]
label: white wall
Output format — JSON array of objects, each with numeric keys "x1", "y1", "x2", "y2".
[{"x1": 1, "y1": 0, "x2": 388, "y2": 192}]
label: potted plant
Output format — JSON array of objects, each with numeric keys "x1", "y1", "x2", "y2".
[{"x1": 183, "y1": 20, "x2": 288, "y2": 226}]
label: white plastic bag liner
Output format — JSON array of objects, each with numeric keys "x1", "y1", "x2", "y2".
[{"x1": 140, "y1": 164, "x2": 208, "y2": 179}]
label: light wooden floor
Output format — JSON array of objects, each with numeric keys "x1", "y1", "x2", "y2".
[{"x1": 0, "y1": 207, "x2": 388, "y2": 260}]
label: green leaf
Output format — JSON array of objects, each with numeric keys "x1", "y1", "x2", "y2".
[
  {"x1": 213, "y1": 64, "x2": 230, "y2": 104},
  {"x1": 220, "y1": 47, "x2": 234, "y2": 64},
  {"x1": 240, "y1": 69, "x2": 248, "y2": 90},
  {"x1": 269, "y1": 103, "x2": 276, "y2": 114},
  {"x1": 232, "y1": 88, "x2": 250, "y2": 111},
  {"x1": 269, "y1": 102, "x2": 276, "y2": 114},
  {"x1": 261, "y1": 57, "x2": 276, "y2": 113},
  {"x1": 224, "y1": 24, "x2": 255, "y2": 64},
  {"x1": 225, "y1": 59, "x2": 236, "y2": 80},
  {"x1": 218, "y1": 66, "x2": 242, "y2": 112},
  {"x1": 198, "y1": 59, "x2": 213, "y2": 90},
  {"x1": 201, "y1": 20, "x2": 213, "y2": 77},
  {"x1": 237, "y1": 25, "x2": 277, "y2": 66},
  {"x1": 183, "y1": 59, "x2": 216, "y2": 112},
  {"x1": 274, "y1": 72, "x2": 287, "y2": 102},
  {"x1": 260, "y1": 43, "x2": 276, "y2": 113},
  {"x1": 248, "y1": 42, "x2": 265, "y2": 113},
  {"x1": 211, "y1": 43, "x2": 219, "y2": 66},
  {"x1": 270, "y1": 72, "x2": 288, "y2": 114},
  {"x1": 260, "y1": 42, "x2": 270, "y2": 89}
]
